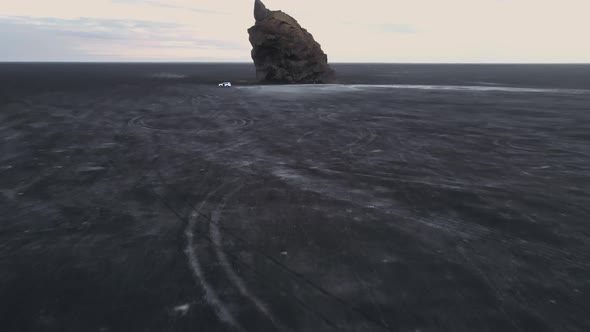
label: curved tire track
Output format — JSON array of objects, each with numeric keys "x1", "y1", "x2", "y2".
[
  {"x1": 209, "y1": 185, "x2": 288, "y2": 331},
  {"x1": 185, "y1": 183, "x2": 245, "y2": 331}
]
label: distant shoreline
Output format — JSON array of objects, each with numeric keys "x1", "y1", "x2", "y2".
[{"x1": 1, "y1": 61, "x2": 589, "y2": 65}]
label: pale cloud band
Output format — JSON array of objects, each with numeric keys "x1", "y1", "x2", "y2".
[
  {"x1": 111, "y1": 0, "x2": 228, "y2": 15},
  {"x1": 0, "y1": 0, "x2": 588, "y2": 62}
]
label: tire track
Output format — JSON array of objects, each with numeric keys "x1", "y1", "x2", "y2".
[
  {"x1": 127, "y1": 93, "x2": 254, "y2": 135},
  {"x1": 209, "y1": 185, "x2": 289, "y2": 331},
  {"x1": 127, "y1": 115, "x2": 254, "y2": 133},
  {"x1": 152, "y1": 172, "x2": 342, "y2": 331},
  {"x1": 331, "y1": 127, "x2": 378, "y2": 154},
  {"x1": 493, "y1": 138, "x2": 541, "y2": 153},
  {"x1": 185, "y1": 182, "x2": 245, "y2": 331},
  {"x1": 272, "y1": 163, "x2": 590, "y2": 270}
]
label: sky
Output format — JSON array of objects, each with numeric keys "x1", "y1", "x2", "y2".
[{"x1": 0, "y1": 0, "x2": 589, "y2": 63}]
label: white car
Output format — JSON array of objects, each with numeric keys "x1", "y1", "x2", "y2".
[{"x1": 218, "y1": 82, "x2": 232, "y2": 87}]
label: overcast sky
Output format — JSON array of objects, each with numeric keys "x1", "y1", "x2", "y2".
[{"x1": 1, "y1": 0, "x2": 589, "y2": 62}]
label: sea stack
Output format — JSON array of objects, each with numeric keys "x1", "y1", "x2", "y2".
[{"x1": 248, "y1": 0, "x2": 335, "y2": 84}]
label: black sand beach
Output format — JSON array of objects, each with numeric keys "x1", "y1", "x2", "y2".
[{"x1": 1, "y1": 63, "x2": 590, "y2": 331}]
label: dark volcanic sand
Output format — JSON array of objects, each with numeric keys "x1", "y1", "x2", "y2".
[{"x1": 1, "y1": 64, "x2": 590, "y2": 332}]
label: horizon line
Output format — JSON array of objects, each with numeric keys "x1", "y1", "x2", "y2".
[{"x1": 1, "y1": 61, "x2": 590, "y2": 65}]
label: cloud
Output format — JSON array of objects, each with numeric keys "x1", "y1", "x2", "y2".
[
  {"x1": 0, "y1": 15, "x2": 250, "y2": 61},
  {"x1": 3, "y1": 0, "x2": 587, "y2": 62},
  {"x1": 111, "y1": 0, "x2": 227, "y2": 15},
  {"x1": 0, "y1": 21, "x2": 117, "y2": 61},
  {"x1": 340, "y1": 20, "x2": 418, "y2": 34},
  {"x1": 157, "y1": 40, "x2": 245, "y2": 50},
  {"x1": 374, "y1": 24, "x2": 418, "y2": 34},
  {"x1": 1, "y1": 16, "x2": 180, "y2": 38},
  {"x1": 22, "y1": 15, "x2": 169, "y2": 28}
]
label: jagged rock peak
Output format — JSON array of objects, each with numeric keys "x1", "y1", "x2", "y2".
[
  {"x1": 248, "y1": 0, "x2": 335, "y2": 84},
  {"x1": 254, "y1": 0, "x2": 271, "y2": 21}
]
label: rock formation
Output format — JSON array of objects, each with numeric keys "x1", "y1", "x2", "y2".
[{"x1": 248, "y1": 0, "x2": 335, "y2": 84}]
